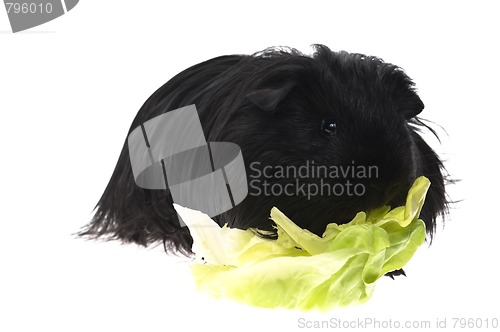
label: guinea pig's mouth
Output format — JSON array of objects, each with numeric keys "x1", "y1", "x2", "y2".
[{"x1": 365, "y1": 181, "x2": 410, "y2": 208}]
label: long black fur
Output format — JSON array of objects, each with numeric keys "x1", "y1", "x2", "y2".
[{"x1": 79, "y1": 45, "x2": 449, "y2": 256}]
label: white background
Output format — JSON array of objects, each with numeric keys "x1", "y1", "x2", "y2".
[{"x1": 1, "y1": 1, "x2": 498, "y2": 331}]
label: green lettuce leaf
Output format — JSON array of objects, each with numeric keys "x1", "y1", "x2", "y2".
[{"x1": 174, "y1": 176, "x2": 430, "y2": 311}]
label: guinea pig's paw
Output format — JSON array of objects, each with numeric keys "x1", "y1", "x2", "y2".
[{"x1": 385, "y1": 269, "x2": 406, "y2": 280}]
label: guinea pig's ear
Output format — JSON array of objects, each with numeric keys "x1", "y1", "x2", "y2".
[
  {"x1": 401, "y1": 93, "x2": 425, "y2": 120},
  {"x1": 246, "y1": 81, "x2": 295, "y2": 111}
]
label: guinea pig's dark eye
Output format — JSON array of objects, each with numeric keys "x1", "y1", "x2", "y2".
[{"x1": 321, "y1": 118, "x2": 337, "y2": 137}]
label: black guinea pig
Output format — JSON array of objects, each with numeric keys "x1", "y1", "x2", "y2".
[{"x1": 80, "y1": 44, "x2": 449, "y2": 257}]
